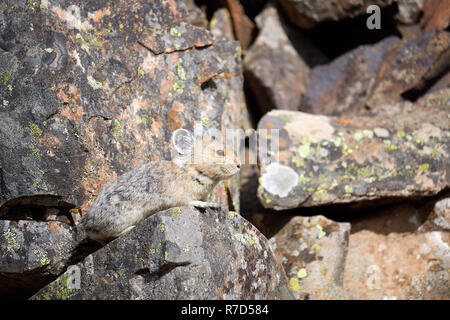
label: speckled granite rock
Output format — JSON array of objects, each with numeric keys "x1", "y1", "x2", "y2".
[
  {"x1": 257, "y1": 89, "x2": 449, "y2": 210},
  {"x1": 244, "y1": 6, "x2": 309, "y2": 113},
  {"x1": 0, "y1": 0, "x2": 242, "y2": 215},
  {"x1": 32, "y1": 207, "x2": 293, "y2": 300},
  {"x1": 344, "y1": 229, "x2": 450, "y2": 299},
  {"x1": 270, "y1": 215, "x2": 350, "y2": 300}
]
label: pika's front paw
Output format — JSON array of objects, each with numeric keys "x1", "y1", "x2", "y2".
[{"x1": 190, "y1": 201, "x2": 220, "y2": 209}]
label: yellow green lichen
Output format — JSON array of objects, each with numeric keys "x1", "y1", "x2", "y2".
[
  {"x1": 344, "y1": 185, "x2": 353, "y2": 194},
  {"x1": 29, "y1": 143, "x2": 41, "y2": 158},
  {"x1": 291, "y1": 155, "x2": 304, "y2": 167},
  {"x1": 160, "y1": 223, "x2": 165, "y2": 233},
  {"x1": 177, "y1": 65, "x2": 186, "y2": 81},
  {"x1": 419, "y1": 163, "x2": 429, "y2": 173},
  {"x1": 311, "y1": 243, "x2": 321, "y2": 251},
  {"x1": 0, "y1": 69, "x2": 12, "y2": 85},
  {"x1": 201, "y1": 118, "x2": 211, "y2": 128},
  {"x1": 138, "y1": 67, "x2": 145, "y2": 77},
  {"x1": 397, "y1": 130, "x2": 406, "y2": 138},
  {"x1": 169, "y1": 27, "x2": 182, "y2": 38},
  {"x1": 118, "y1": 268, "x2": 125, "y2": 277},
  {"x1": 297, "y1": 268, "x2": 308, "y2": 278},
  {"x1": 171, "y1": 207, "x2": 181, "y2": 219},
  {"x1": 316, "y1": 224, "x2": 326, "y2": 239},
  {"x1": 29, "y1": 123, "x2": 43, "y2": 137},
  {"x1": 3, "y1": 228, "x2": 20, "y2": 254},
  {"x1": 298, "y1": 144, "x2": 310, "y2": 158},
  {"x1": 289, "y1": 277, "x2": 300, "y2": 291},
  {"x1": 112, "y1": 119, "x2": 120, "y2": 138},
  {"x1": 54, "y1": 274, "x2": 76, "y2": 300},
  {"x1": 173, "y1": 80, "x2": 184, "y2": 94},
  {"x1": 228, "y1": 211, "x2": 237, "y2": 219},
  {"x1": 119, "y1": 23, "x2": 124, "y2": 30}
]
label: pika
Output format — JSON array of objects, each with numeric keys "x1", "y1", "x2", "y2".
[{"x1": 81, "y1": 129, "x2": 240, "y2": 244}]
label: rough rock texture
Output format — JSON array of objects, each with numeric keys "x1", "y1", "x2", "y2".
[
  {"x1": 422, "y1": 0, "x2": 450, "y2": 30},
  {"x1": 419, "y1": 197, "x2": 450, "y2": 232},
  {"x1": 257, "y1": 89, "x2": 449, "y2": 210},
  {"x1": 0, "y1": 218, "x2": 80, "y2": 298},
  {"x1": 0, "y1": 0, "x2": 243, "y2": 299},
  {"x1": 366, "y1": 30, "x2": 450, "y2": 109},
  {"x1": 226, "y1": 0, "x2": 255, "y2": 51},
  {"x1": 395, "y1": 0, "x2": 425, "y2": 24},
  {"x1": 32, "y1": 207, "x2": 293, "y2": 300},
  {"x1": 278, "y1": 0, "x2": 394, "y2": 29},
  {"x1": 344, "y1": 230, "x2": 449, "y2": 299},
  {"x1": 303, "y1": 30, "x2": 450, "y2": 116},
  {"x1": 270, "y1": 215, "x2": 350, "y2": 300},
  {"x1": 244, "y1": 6, "x2": 309, "y2": 113},
  {"x1": 185, "y1": 0, "x2": 208, "y2": 29},
  {"x1": 303, "y1": 36, "x2": 399, "y2": 116},
  {"x1": 210, "y1": 8, "x2": 235, "y2": 42},
  {"x1": 0, "y1": 0, "x2": 242, "y2": 214}
]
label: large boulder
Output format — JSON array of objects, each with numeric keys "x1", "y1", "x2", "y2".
[
  {"x1": 257, "y1": 89, "x2": 449, "y2": 210},
  {"x1": 303, "y1": 30, "x2": 450, "y2": 116},
  {"x1": 0, "y1": 0, "x2": 243, "y2": 213},
  {"x1": 0, "y1": 0, "x2": 243, "y2": 298},
  {"x1": 270, "y1": 215, "x2": 350, "y2": 300},
  {"x1": 32, "y1": 207, "x2": 293, "y2": 300}
]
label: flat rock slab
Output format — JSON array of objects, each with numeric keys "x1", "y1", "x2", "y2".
[
  {"x1": 0, "y1": 0, "x2": 243, "y2": 214},
  {"x1": 270, "y1": 215, "x2": 350, "y2": 300},
  {"x1": 278, "y1": 0, "x2": 394, "y2": 29},
  {"x1": 0, "y1": 219, "x2": 79, "y2": 298},
  {"x1": 257, "y1": 90, "x2": 449, "y2": 210},
  {"x1": 303, "y1": 30, "x2": 450, "y2": 116},
  {"x1": 344, "y1": 229, "x2": 450, "y2": 299},
  {"x1": 32, "y1": 207, "x2": 293, "y2": 300}
]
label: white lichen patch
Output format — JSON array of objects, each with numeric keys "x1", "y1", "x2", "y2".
[{"x1": 261, "y1": 162, "x2": 299, "y2": 198}]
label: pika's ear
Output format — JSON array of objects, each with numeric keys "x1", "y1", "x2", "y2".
[{"x1": 172, "y1": 129, "x2": 194, "y2": 155}]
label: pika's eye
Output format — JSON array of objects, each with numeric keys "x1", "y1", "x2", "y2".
[{"x1": 216, "y1": 149, "x2": 224, "y2": 156}]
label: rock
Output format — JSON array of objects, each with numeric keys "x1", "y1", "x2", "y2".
[
  {"x1": 256, "y1": 90, "x2": 449, "y2": 210},
  {"x1": 426, "y1": 71, "x2": 450, "y2": 95},
  {"x1": 344, "y1": 230, "x2": 450, "y2": 299},
  {"x1": 185, "y1": 0, "x2": 208, "y2": 29},
  {"x1": 395, "y1": 0, "x2": 425, "y2": 24},
  {"x1": 270, "y1": 215, "x2": 350, "y2": 300},
  {"x1": 419, "y1": 197, "x2": 450, "y2": 232},
  {"x1": 277, "y1": 0, "x2": 394, "y2": 29},
  {"x1": 422, "y1": 0, "x2": 450, "y2": 30},
  {"x1": 0, "y1": 218, "x2": 79, "y2": 298},
  {"x1": 0, "y1": 0, "x2": 243, "y2": 214},
  {"x1": 225, "y1": 0, "x2": 255, "y2": 51},
  {"x1": 303, "y1": 36, "x2": 400, "y2": 116},
  {"x1": 32, "y1": 207, "x2": 293, "y2": 300},
  {"x1": 210, "y1": 8, "x2": 235, "y2": 42},
  {"x1": 366, "y1": 30, "x2": 450, "y2": 109},
  {"x1": 304, "y1": 30, "x2": 450, "y2": 116},
  {"x1": 244, "y1": 6, "x2": 310, "y2": 113}
]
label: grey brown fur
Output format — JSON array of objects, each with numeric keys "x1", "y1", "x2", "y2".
[{"x1": 81, "y1": 135, "x2": 240, "y2": 244}]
